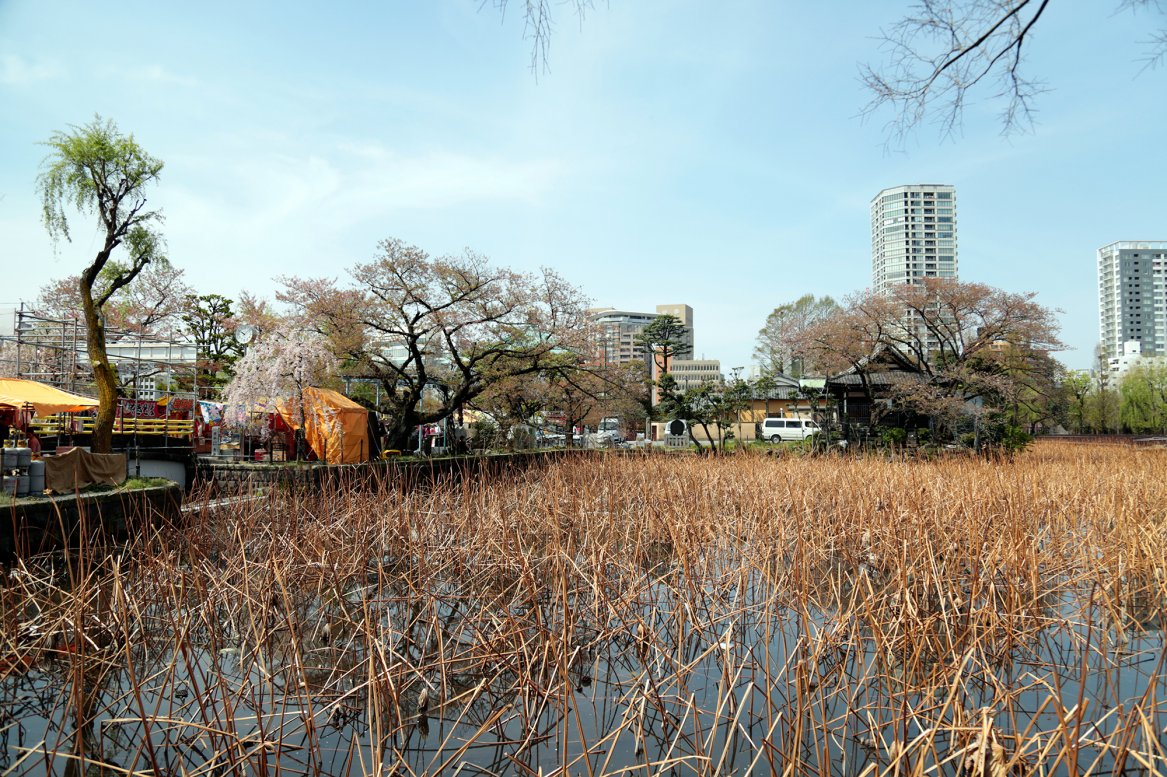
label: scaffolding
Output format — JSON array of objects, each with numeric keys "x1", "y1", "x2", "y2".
[{"x1": 0, "y1": 304, "x2": 201, "y2": 401}]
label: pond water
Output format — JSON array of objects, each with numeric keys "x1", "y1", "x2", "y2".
[{"x1": 3, "y1": 553, "x2": 1164, "y2": 776}]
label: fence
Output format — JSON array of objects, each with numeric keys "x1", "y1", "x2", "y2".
[{"x1": 29, "y1": 416, "x2": 195, "y2": 438}]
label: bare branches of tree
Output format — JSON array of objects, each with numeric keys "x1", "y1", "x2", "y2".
[
  {"x1": 1129, "y1": 0, "x2": 1167, "y2": 71},
  {"x1": 862, "y1": 0, "x2": 1053, "y2": 141},
  {"x1": 862, "y1": 0, "x2": 1166, "y2": 142},
  {"x1": 279, "y1": 237, "x2": 590, "y2": 450},
  {"x1": 487, "y1": 0, "x2": 595, "y2": 72}
]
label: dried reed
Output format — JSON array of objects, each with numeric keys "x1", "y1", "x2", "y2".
[{"x1": 1, "y1": 440, "x2": 1165, "y2": 775}]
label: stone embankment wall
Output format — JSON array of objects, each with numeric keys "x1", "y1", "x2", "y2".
[
  {"x1": 193, "y1": 450, "x2": 610, "y2": 497},
  {"x1": 1, "y1": 484, "x2": 183, "y2": 561}
]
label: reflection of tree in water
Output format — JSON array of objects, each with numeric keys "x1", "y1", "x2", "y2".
[{"x1": 3, "y1": 448, "x2": 1167, "y2": 774}]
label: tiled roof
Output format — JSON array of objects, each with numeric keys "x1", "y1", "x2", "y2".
[{"x1": 828, "y1": 371, "x2": 923, "y2": 387}]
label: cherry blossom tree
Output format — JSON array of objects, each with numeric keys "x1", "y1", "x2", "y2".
[
  {"x1": 221, "y1": 322, "x2": 338, "y2": 439},
  {"x1": 37, "y1": 260, "x2": 191, "y2": 336},
  {"x1": 32, "y1": 262, "x2": 194, "y2": 395},
  {"x1": 793, "y1": 279, "x2": 1063, "y2": 436},
  {"x1": 279, "y1": 238, "x2": 590, "y2": 450}
]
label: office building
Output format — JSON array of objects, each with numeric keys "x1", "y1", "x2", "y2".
[
  {"x1": 1098, "y1": 241, "x2": 1167, "y2": 362},
  {"x1": 871, "y1": 184, "x2": 957, "y2": 294},
  {"x1": 588, "y1": 308, "x2": 659, "y2": 367},
  {"x1": 588, "y1": 303, "x2": 695, "y2": 369},
  {"x1": 669, "y1": 359, "x2": 723, "y2": 391}
]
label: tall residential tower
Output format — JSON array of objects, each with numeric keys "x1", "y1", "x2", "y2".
[
  {"x1": 871, "y1": 184, "x2": 957, "y2": 294},
  {"x1": 1098, "y1": 241, "x2": 1167, "y2": 362}
]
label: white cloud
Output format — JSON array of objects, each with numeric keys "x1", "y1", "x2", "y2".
[
  {"x1": 91, "y1": 63, "x2": 200, "y2": 88},
  {"x1": 0, "y1": 54, "x2": 64, "y2": 85},
  {"x1": 176, "y1": 141, "x2": 566, "y2": 230},
  {"x1": 339, "y1": 145, "x2": 565, "y2": 211},
  {"x1": 157, "y1": 141, "x2": 569, "y2": 294},
  {"x1": 125, "y1": 64, "x2": 199, "y2": 87}
]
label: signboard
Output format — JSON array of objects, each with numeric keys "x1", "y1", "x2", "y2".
[
  {"x1": 119, "y1": 399, "x2": 159, "y2": 418},
  {"x1": 167, "y1": 398, "x2": 195, "y2": 414},
  {"x1": 211, "y1": 426, "x2": 222, "y2": 457}
]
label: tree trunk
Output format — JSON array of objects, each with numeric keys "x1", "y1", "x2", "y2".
[
  {"x1": 386, "y1": 398, "x2": 437, "y2": 452},
  {"x1": 81, "y1": 277, "x2": 118, "y2": 454},
  {"x1": 694, "y1": 422, "x2": 717, "y2": 456},
  {"x1": 385, "y1": 416, "x2": 416, "y2": 452}
]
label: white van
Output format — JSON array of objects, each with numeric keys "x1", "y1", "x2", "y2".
[{"x1": 759, "y1": 417, "x2": 819, "y2": 443}]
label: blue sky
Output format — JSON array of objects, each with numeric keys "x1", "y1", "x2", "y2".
[{"x1": 1, "y1": 1, "x2": 1163, "y2": 371}]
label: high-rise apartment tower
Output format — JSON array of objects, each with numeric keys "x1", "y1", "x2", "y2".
[
  {"x1": 1098, "y1": 241, "x2": 1167, "y2": 361},
  {"x1": 871, "y1": 184, "x2": 957, "y2": 294}
]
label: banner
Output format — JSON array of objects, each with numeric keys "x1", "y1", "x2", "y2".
[
  {"x1": 118, "y1": 399, "x2": 159, "y2": 418},
  {"x1": 198, "y1": 401, "x2": 225, "y2": 424}
]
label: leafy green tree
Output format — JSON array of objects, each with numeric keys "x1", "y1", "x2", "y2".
[
  {"x1": 1120, "y1": 362, "x2": 1167, "y2": 433},
  {"x1": 658, "y1": 374, "x2": 750, "y2": 454},
  {"x1": 634, "y1": 314, "x2": 691, "y2": 375},
  {"x1": 1086, "y1": 349, "x2": 1122, "y2": 433},
  {"x1": 37, "y1": 116, "x2": 165, "y2": 452},
  {"x1": 1061, "y1": 370, "x2": 1093, "y2": 434},
  {"x1": 720, "y1": 375, "x2": 754, "y2": 450},
  {"x1": 1086, "y1": 384, "x2": 1122, "y2": 433},
  {"x1": 754, "y1": 294, "x2": 839, "y2": 377},
  {"x1": 998, "y1": 345, "x2": 1064, "y2": 434},
  {"x1": 182, "y1": 294, "x2": 244, "y2": 396}
]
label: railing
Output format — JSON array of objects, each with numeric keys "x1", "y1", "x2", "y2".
[{"x1": 29, "y1": 417, "x2": 195, "y2": 438}]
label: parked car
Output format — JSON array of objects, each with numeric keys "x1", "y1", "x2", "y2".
[{"x1": 759, "y1": 417, "x2": 820, "y2": 443}]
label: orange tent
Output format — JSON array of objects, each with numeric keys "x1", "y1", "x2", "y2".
[
  {"x1": 0, "y1": 378, "x2": 99, "y2": 415},
  {"x1": 278, "y1": 387, "x2": 370, "y2": 464}
]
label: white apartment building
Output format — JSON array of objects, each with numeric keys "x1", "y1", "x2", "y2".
[
  {"x1": 1098, "y1": 241, "x2": 1167, "y2": 362},
  {"x1": 1106, "y1": 340, "x2": 1167, "y2": 379},
  {"x1": 871, "y1": 184, "x2": 958, "y2": 294}
]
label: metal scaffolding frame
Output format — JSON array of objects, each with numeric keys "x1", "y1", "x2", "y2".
[{"x1": 0, "y1": 304, "x2": 201, "y2": 400}]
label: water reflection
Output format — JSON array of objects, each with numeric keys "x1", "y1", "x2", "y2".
[{"x1": 2, "y1": 517, "x2": 1165, "y2": 774}]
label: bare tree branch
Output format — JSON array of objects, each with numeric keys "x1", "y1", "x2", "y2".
[
  {"x1": 486, "y1": 0, "x2": 596, "y2": 72},
  {"x1": 862, "y1": 0, "x2": 1165, "y2": 143}
]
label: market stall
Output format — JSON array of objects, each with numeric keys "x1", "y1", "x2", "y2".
[{"x1": 278, "y1": 387, "x2": 371, "y2": 464}]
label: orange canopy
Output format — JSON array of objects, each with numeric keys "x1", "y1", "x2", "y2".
[
  {"x1": 0, "y1": 378, "x2": 99, "y2": 415},
  {"x1": 278, "y1": 387, "x2": 370, "y2": 464}
]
